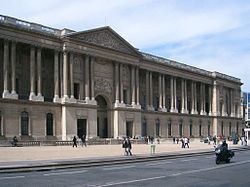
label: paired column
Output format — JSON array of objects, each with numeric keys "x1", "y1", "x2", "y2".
[
  {"x1": 170, "y1": 76, "x2": 177, "y2": 113},
  {"x1": 85, "y1": 55, "x2": 90, "y2": 101},
  {"x1": 136, "y1": 66, "x2": 140, "y2": 106},
  {"x1": 62, "y1": 50, "x2": 69, "y2": 101},
  {"x1": 230, "y1": 89, "x2": 235, "y2": 117},
  {"x1": 131, "y1": 66, "x2": 135, "y2": 105},
  {"x1": 181, "y1": 79, "x2": 188, "y2": 114},
  {"x1": 158, "y1": 74, "x2": 166, "y2": 112},
  {"x1": 53, "y1": 50, "x2": 60, "y2": 102},
  {"x1": 114, "y1": 62, "x2": 119, "y2": 105},
  {"x1": 119, "y1": 64, "x2": 124, "y2": 104},
  {"x1": 146, "y1": 71, "x2": 150, "y2": 109},
  {"x1": 2, "y1": 40, "x2": 18, "y2": 99},
  {"x1": 208, "y1": 85, "x2": 212, "y2": 115},
  {"x1": 191, "y1": 81, "x2": 198, "y2": 114}
]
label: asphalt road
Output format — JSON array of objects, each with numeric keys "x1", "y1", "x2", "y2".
[{"x1": 0, "y1": 150, "x2": 250, "y2": 187}]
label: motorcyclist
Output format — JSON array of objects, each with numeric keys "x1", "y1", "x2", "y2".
[{"x1": 220, "y1": 140, "x2": 229, "y2": 156}]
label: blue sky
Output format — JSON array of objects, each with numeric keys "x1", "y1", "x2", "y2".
[{"x1": 1, "y1": 0, "x2": 250, "y2": 91}]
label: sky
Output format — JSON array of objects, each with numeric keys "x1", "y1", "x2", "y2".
[{"x1": 1, "y1": 0, "x2": 250, "y2": 91}]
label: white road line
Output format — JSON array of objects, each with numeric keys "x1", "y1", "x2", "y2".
[
  {"x1": 0, "y1": 176, "x2": 25, "y2": 180},
  {"x1": 181, "y1": 158, "x2": 198, "y2": 162},
  {"x1": 43, "y1": 170, "x2": 87, "y2": 176},
  {"x1": 92, "y1": 159, "x2": 250, "y2": 186},
  {"x1": 102, "y1": 165, "x2": 135, "y2": 171},
  {"x1": 146, "y1": 161, "x2": 173, "y2": 166},
  {"x1": 205, "y1": 156, "x2": 214, "y2": 159},
  {"x1": 97, "y1": 175, "x2": 166, "y2": 187},
  {"x1": 169, "y1": 159, "x2": 250, "y2": 177}
]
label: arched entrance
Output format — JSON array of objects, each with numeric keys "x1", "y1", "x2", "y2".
[{"x1": 96, "y1": 95, "x2": 109, "y2": 138}]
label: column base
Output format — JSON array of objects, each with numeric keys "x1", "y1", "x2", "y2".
[
  {"x1": 36, "y1": 93, "x2": 44, "y2": 102},
  {"x1": 158, "y1": 107, "x2": 167, "y2": 112},
  {"x1": 208, "y1": 111, "x2": 213, "y2": 116},
  {"x1": 10, "y1": 90, "x2": 18, "y2": 99},
  {"x1": 181, "y1": 109, "x2": 189, "y2": 114},
  {"x1": 132, "y1": 104, "x2": 141, "y2": 109},
  {"x1": 2, "y1": 90, "x2": 10, "y2": 98},
  {"x1": 69, "y1": 96, "x2": 77, "y2": 103},
  {"x1": 230, "y1": 113, "x2": 235, "y2": 117},
  {"x1": 53, "y1": 95, "x2": 61, "y2": 103},
  {"x1": 61, "y1": 95, "x2": 70, "y2": 103},
  {"x1": 170, "y1": 108, "x2": 178, "y2": 113},
  {"x1": 114, "y1": 102, "x2": 126, "y2": 108},
  {"x1": 222, "y1": 113, "x2": 228, "y2": 117},
  {"x1": 147, "y1": 105, "x2": 155, "y2": 111},
  {"x1": 29, "y1": 92, "x2": 37, "y2": 101},
  {"x1": 191, "y1": 110, "x2": 198, "y2": 115}
]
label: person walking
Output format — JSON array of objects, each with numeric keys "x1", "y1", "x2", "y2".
[
  {"x1": 184, "y1": 137, "x2": 190, "y2": 148},
  {"x1": 12, "y1": 136, "x2": 18, "y2": 147},
  {"x1": 72, "y1": 136, "x2": 77, "y2": 148},
  {"x1": 122, "y1": 137, "x2": 132, "y2": 156},
  {"x1": 81, "y1": 134, "x2": 87, "y2": 147}
]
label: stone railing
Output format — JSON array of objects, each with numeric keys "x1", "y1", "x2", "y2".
[
  {"x1": 0, "y1": 14, "x2": 61, "y2": 36},
  {"x1": 0, "y1": 139, "x2": 146, "y2": 147}
]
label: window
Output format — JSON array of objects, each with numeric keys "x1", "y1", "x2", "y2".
[
  {"x1": 123, "y1": 89, "x2": 127, "y2": 104},
  {"x1": 190, "y1": 124, "x2": 193, "y2": 136},
  {"x1": 21, "y1": 111, "x2": 29, "y2": 136},
  {"x1": 208, "y1": 124, "x2": 210, "y2": 136},
  {"x1": 156, "y1": 120, "x2": 160, "y2": 137},
  {"x1": 179, "y1": 123, "x2": 183, "y2": 137},
  {"x1": 229, "y1": 123, "x2": 232, "y2": 136},
  {"x1": 221, "y1": 122, "x2": 224, "y2": 136},
  {"x1": 46, "y1": 113, "x2": 53, "y2": 136},
  {"x1": 74, "y1": 83, "x2": 80, "y2": 99},
  {"x1": 168, "y1": 122, "x2": 172, "y2": 136},
  {"x1": 199, "y1": 124, "x2": 202, "y2": 137},
  {"x1": 236, "y1": 122, "x2": 239, "y2": 135},
  {"x1": 0, "y1": 111, "x2": 2, "y2": 135}
]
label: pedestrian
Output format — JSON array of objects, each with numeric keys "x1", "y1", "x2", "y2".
[
  {"x1": 81, "y1": 134, "x2": 87, "y2": 147},
  {"x1": 181, "y1": 138, "x2": 185, "y2": 148},
  {"x1": 213, "y1": 135, "x2": 217, "y2": 145},
  {"x1": 72, "y1": 136, "x2": 77, "y2": 148},
  {"x1": 176, "y1": 137, "x2": 179, "y2": 144},
  {"x1": 122, "y1": 137, "x2": 132, "y2": 156},
  {"x1": 12, "y1": 136, "x2": 18, "y2": 147},
  {"x1": 184, "y1": 137, "x2": 189, "y2": 148},
  {"x1": 173, "y1": 137, "x2": 176, "y2": 144}
]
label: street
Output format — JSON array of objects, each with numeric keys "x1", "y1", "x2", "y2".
[{"x1": 0, "y1": 150, "x2": 250, "y2": 187}]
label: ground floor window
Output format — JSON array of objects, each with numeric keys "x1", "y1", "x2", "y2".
[
  {"x1": 179, "y1": 123, "x2": 183, "y2": 137},
  {"x1": 21, "y1": 111, "x2": 29, "y2": 136},
  {"x1": 168, "y1": 122, "x2": 172, "y2": 136},
  {"x1": 156, "y1": 121, "x2": 160, "y2": 137},
  {"x1": 199, "y1": 124, "x2": 202, "y2": 137},
  {"x1": 46, "y1": 113, "x2": 53, "y2": 136},
  {"x1": 221, "y1": 122, "x2": 224, "y2": 136}
]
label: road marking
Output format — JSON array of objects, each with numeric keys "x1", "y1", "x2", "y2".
[
  {"x1": 146, "y1": 161, "x2": 173, "y2": 166},
  {"x1": 205, "y1": 156, "x2": 214, "y2": 159},
  {"x1": 169, "y1": 159, "x2": 250, "y2": 177},
  {"x1": 102, "y1": 165, "x2": 135, "y2": 171},
  {"x1": 96, "y1": 175, "x2": 166, "y2": 187},
  {"x1": 43, "y1": 170, "x2": 87, "y2": 176},
  {"x1": 0, "y1": 176, "x2": 25, "y2": 180},
  {"x1": 181, "y1": 158, "x2": 197, "y2": 162},
  {"x1": 92, "y1": 159, "x2": 250, "y2": 186}
]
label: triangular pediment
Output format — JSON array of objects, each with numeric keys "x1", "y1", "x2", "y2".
[{"x1": 66, "y1": 27, "x2": 139, "y2": 56}]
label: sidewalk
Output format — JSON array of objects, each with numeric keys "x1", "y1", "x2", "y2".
[{"x1": 0, "y1": 141, "x2": 247, "y2": 173}]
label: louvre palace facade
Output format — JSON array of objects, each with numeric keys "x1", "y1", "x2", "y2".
[{"x1": 0, "y1": 15, "x2": 243, "y2": 141}]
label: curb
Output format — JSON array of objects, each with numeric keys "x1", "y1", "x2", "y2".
[{"x1": 0, "y1": 147, "x2": 249, "y2": 174}]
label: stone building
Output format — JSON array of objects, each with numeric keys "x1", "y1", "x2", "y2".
[{"x1": 0, "y1": 15, "x2": 243, "y2": 141}]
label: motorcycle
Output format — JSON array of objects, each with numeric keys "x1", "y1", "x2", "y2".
[{"x1": 215, "y1": 146, "x2": 234, "y2": 164}]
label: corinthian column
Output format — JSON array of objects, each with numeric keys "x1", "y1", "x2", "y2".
[
  {"x1": 10, "y1": 41, "x2": 18, "y2": 99},
  {"x1": 36, "y1": 47, "x2": 44, "y2": 101},
  {"x1": 62, "y1": 51, "x2": 69, "y2": 102},
  {"x1": 2, "y1": 40, "x2": 10, "y2": 98},
  {"x1": 85, "y1": 55, "x2": 90, "y2": 101},
  {"x1": 131, "y1": 66, "x2": 135, "y2": 105},
  {"x1": 114, "y1": 62, "x2": 119, "y2": 105},
  {"x1": 162, "y1": 74, "x2": 166, "y2": 111},
  {"x1": 120, "y1": 64, "x2": 124, "y2": 104},
  {"x1": 53, "y1": 50, "x2": 60, "y2": 102},
  {"x1": 136, "y1": 66, "x2": 140, "y2": 106},
  {"x1": 29, "y1": 46, "x2": 36, "y2": 100},
  {"x1": 146, "y1": 71, "x2": 150, "y2": 109},
  {"x1": 158, "y1": 73, "x2": 162, "y2": 109}
]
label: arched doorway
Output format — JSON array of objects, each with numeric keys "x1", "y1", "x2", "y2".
[{"x1": 96, "y1": 95, "x2": 108, "y2": 138}]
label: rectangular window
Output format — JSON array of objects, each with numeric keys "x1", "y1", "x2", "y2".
[
  {"x1": 179, "y1": 123, "x2": 183, "y2": 137},
  {"x1": 236, "y1": 122, "x2": 239, "y2": 135},
  {"x1": 229, "y1": 124, "x2": 232, "y2": 136},
  {"x1": 123, "y1": 89, "x2": 127, "y2": 104},
  {"x1": 168, "y1": 122, "x2": 172, "y2": 136},
  {"x1": 74, "y1": 83, "x2": 80, "y2": 99},
  {"x1": 199, "y1": 124, "x2": 202, "y2": 137},
  {"x1": 208, "y1": 124, "x2": 210, "y2": 136},
  {"x1": 221, "y1": 122, "x2": 224, "y2": 136},
  {"x1": 190, "y1": 124, "x2": 193, "y2": 136},
  {"x1": 156, "y1": 122, "x2": 160, "y2": 137}
]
